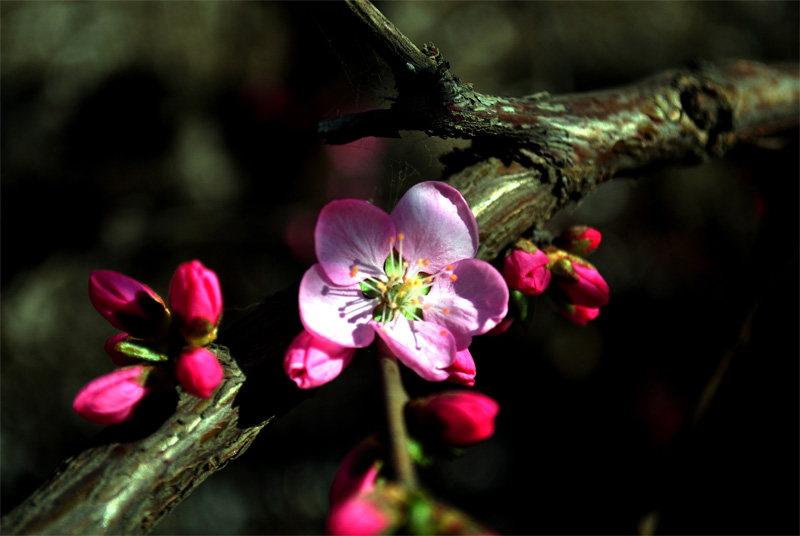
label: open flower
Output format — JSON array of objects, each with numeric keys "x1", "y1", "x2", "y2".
[{"x1": 297, "y1": 182, "x2": 508, "y2": 385}]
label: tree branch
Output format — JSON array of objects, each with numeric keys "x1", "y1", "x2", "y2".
[{"x1": 320, "y1": 1, "x2": 800, "y2": 260}]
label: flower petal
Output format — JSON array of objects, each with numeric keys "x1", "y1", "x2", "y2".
[
  {"x1": 424, "y1": 258, "x2": 509, "y2": 350},
  {"x1": 372, "y1": 319, "x2": 456, "y2": 381},
  {"x1": 390, "y1": 182, "x2": 479, "y2": 273},
  {"x1": 315, "y1": 199, "x2": 396, "y2": 286},
  {"x1": 299, "y1": 264, "x2": 377, "y2": 348},
  {"x1": 284, "y1": 330, "x2": 355, "y2": 389}
]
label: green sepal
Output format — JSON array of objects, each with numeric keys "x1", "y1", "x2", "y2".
[
  {"x1": 406, "y1": 493, "x2": 436, "y2": 536},
  {"x1": 406, "y1": 437, "x2": 435, "y2": 468},
  {"x1": 115, "y1": 338, "x2": 170, "y2": 362},
  {"x1": 510, "y1": 289, "x2": 540, "y2": 331}
]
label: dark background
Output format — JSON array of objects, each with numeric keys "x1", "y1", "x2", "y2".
[{"x1": 2, "y1": 2, "x2": 798, "y2": 534}]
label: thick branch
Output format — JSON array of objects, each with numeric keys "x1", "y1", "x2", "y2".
[{"x1": 320, "y1": 1, "x2": 799, "y2": 260}]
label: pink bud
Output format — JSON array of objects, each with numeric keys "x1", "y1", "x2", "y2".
[
  {"x1": 88, "y1": 270, "x2": 169, "y2": 338},
  {"x1": 284, "y1": 330, "x2": 355, "y2": 389},
  {"x1": 409, "y1": 391, "x2": 499, "y2": 447},
  {"x1": 558, "y1": 263, "x2": 609, "y2": 308},
  {"x1": 168, "y1": 260, "x2": 223, "y2": 347},
  {"x1": 503, "y1": 247, "x2": 551, "y2": 296},
  {"x1": 330, "y1": 437, "x2": 382, "y2": 507},
  {"x1": 559, "y1": 304, "x2": 600, "y2": 326},
  {"x1": 73, "y1": 365, "x2": 154, "y2": 425},
  {"x1": 174, "y1": 347, "x2": 224, "y2": 398},
  {"x1": 554, "y1": 226, "x2": 602, "y2": 256},
  {"x1": 327, "y1": 495, "x2": 393, "y2": 536},
  {"x1": 444, "y1": 349, "x2": 476, "y2": 387},
  {"x1": 105, "y1": 333, "x2": 138, "y2": 367}
]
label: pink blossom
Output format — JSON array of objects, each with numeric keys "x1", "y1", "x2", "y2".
[
  {"x1": 105, "y1": 333, "x2": 138, "y2": 367},
  {"x1": 297, "y1": 182, "x2": 508, "y2": 384},
  {"x1": 554, "y1": 225, "x2": 602, "y2": 256},
  {"x1": 330, "y1": 437, "x2": 382, "y2": 507},
  {"x1": 327, "y1": 495, "x2": 393, "y2": 536},
  {"x1": 408, "y1": 391, "x2": 499, "y2": 447},
  {"x1": 169, "y1": 260, "x2": 223, "y2": 347},
  {"x1": 88, "y1": 270, "x2": 169, "y2": 338},
  {"x1": 503, "y1": 246, "x2": 551, "y2": 296},
  {"x1": 444, "y1": 348, "x2": 476, "y2": 387},
  {"x1": 283, "y1": 330, "x2": 356, "y2": 389},
  {"x1": 559, "y1": 304, "x2": 601, "y2": 326},
  {"x1": 174, "y1": 346, "x2": 224, "y2": 399},
  {"x1": 73, "y1": 365, "x2": 154, "y2": 425}
]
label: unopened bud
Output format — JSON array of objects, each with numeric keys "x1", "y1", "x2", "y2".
[
  {"x1": 554, "y1": 225, "x2": 601, "y2": 256},
  {"x1": 546, "y1": 247, "x2": 609, "y2": 308},
  {"x1": 284, "y1": 330, "x2": 355, "y2": 389},
  {"x1": 168, "y1": 260, "x2": 223, "y2": 347},
  {"x1": 408, "y1": 391, "x2": 499, "y2": 447},
  {"x1": 444, "y1": 349, "x2": 476, "y2": 387},
  {"x1": 174, "y1": 346, "x2": 223, "y2": 399},
  {"x1": 558, "y1": 303, "x2": 601, "y2": 326},
  {"x1": 73, "y1": 365, "x2": 161, "y2": 425},
  {"x1": 88, "y1": 270, "x2": 170, "y2": 339},
  {"x1": 330, "y1": 436, "x2": 383, "y2": 507},
  {"x1": 502, "y1": 239, "x2": 551, "y2": 296}
]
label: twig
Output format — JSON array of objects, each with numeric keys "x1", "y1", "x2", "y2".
[{"x1": 377, "y1": 349, "x2": 418, "y2": 489}]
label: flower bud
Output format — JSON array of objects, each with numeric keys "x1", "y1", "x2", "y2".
[
  {"x1": 175, "y1": 346, "x2": 224, "y2": 399},
  {"x1": 330, "y1": 436, "x2": 383, "y2": 507},
  {"x1": 444, "y1": 348, "x2": 476, "y2": 387},
  {"x1": 558, "y1": 303, "x2": 601, "y2": 326},
  {"x1": 554, "y1": 225, "x2": 602, "y2": 256},
  {"x1": 503, "y1": 239, "x2": 551, "y2": 296},
  {"x1": 73, "y1": 365, "x2": 157, "y2": 425},
  {"x1": 284, "y1": 330, "x2": 355, "y2": 389},
  {"x1": 168, "y1": 260, "x2": 223, "y2": 347},
  {"x1": 327, "y1": 495, "x2": 395, "y2": 536},
  {"x1": 408, "y1": 391, "x2": 499, "y2": 447},
  {"x1": 547, "y1": 248, "x2": 609, "y2": 308},
  {"x1": 88, "y1": 270, "x2": 169, "y2": 338}
]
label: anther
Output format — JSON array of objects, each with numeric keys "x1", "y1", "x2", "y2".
[
  {"x1": 397, "y1": 233, "x2": 405, "y2": 241},
  {"x1": 349, "y1": 265, "x2": 359, "y2": 278},
  {"x1": 450, "y1": 274, "x2": 458, "y2": 281},
  {"x1": 443, "y1": 308, "x2": 450, "y2": 314}
]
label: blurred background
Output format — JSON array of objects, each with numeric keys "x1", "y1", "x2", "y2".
[{"x1": 2, "y1": 2, "x2": 797, "y2": 534}]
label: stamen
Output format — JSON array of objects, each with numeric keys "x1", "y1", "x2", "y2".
[
  {"x1": 397, "y1": 233, "x2": 405, "y2": 241},
  {"x1": 450, "y1": 274, "x2": 458, "y2": 281},
  {"x1": 439, "y1": 330, "x2": 447, "y2": 336},
  {"x1": 349, "y1": 265, "x2": 359, "y2": 278},
  {"x1": 443, "y1": 308, "x2": 450, "y2": 314},
  {"x1": 445, "y1": 265, "x2": 453, "y2": 271}
]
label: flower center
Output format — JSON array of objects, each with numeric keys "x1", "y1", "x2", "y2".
[{"x1": 355, "y1": 233, "x2": 456, "y2": 324}]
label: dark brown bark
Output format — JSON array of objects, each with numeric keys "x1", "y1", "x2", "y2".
[{"x1": 2, "y1": 1, "x2": 798, "y2": 534}]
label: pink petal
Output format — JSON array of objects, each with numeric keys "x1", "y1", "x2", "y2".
[
  {"x1": 299, "y1": 264, "x2": 377, "y2": 348},
  {"x1": 372, "y1": 319, "x2": 456, "y2": 382},
  {"x1": 390, "y1": 182, "x2": 479, "y2": 273},
  {"x1": 283, "y1": 330, "x2": 355, "y2": 389},
  {"x1": 445, "y1": 348, "x2": 476, "y2": 386},
  {"x1": 73, "y1": 366, "x2": 152, "y2": 425},
  {"x1": 315, "y1": 199, "x2": 396, "y2": 286},
  {"x1": 423, "y1": 259, "x2": 509, "y2": 349}
]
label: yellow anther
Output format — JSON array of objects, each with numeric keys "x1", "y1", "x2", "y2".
[
  {"x1": 439, "y1": 330, "x2": 447, "y2": 336},
  {"x1": 445, "y1": 264, "x2": 453, "y2": 271},
  {"x1": 443, "y1": 308, "x2": 450, "y2": 314},
  {"x1": 450, "y1": 274, "x2": 458, "y2": 281},
  {"x1": 423, "y1": 259, "x2": 429, "y2": 266},
  {"x1": 425, "y1": 277, "x2": 433, "y2": 284},
  {"x1": 397, "y1": 233, "x2": 405, "y2": 241},
  {"x1": 403, "y1": 261, "x2": 409, "y2": 268},
  {"x1": 349, "y1": 265, "x2": 359, "y2": 278},
  {"x1": 388, "y1": 237, "x2": 395, "y2": 244},
  {"x1": 390, "y1": 302, "x2": 398, "y2": 309},
  {"x1": 411, "y1": 298, "x2": 420, "y2": 305}
]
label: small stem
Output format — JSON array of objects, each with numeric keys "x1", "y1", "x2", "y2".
[{"x1": 377, "y1": 347, "x2": 418, "y2": 489}]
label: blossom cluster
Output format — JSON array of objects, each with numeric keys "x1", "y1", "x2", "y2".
[
  {"x1": 73, "y1": 261, "x2": 224, "y2": 425},
  {"x1": 328, "y1": 391, "x2": 499, "y2": 535},
  {"x1": 284, "y1": 181, "x2": 509, "y2": 389},
  {"x1": 502, "y1": 226, "x2": 609, "y2": 325}
]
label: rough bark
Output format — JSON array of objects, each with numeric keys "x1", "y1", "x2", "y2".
[{"x1": 3, "y1": 0, "x2": 798, "y2": 534}]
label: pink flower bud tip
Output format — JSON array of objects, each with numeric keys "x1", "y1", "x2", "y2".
[
  {"x1": 175, "y1": 347, "x2": 223, "y2": 398},
  {"x1": 169, "y1": 260, "x2": 223, "y2": 347},
  {"x1": 88, "y1": 270, "x2": 169, "y2": 338},
  {"x1": 327, "y1": 496, "x2": 392, "y2": 536},
  {"x1": 561, "y1": 263, "x2": 610, "y2": 308},
  {"x1": 444, "y1": 348, "x2": 477, "y2": 387},
  {"x1": 284, "y1": 330, "x2": 355, "y2": 390},
  {"x1": 330, "y1": 438, "x2": 382, "y2": 507},
  {"x1": 410, "y1": 391, "x2": 500, "y2": 447},
  {"x1": 73, "y1": 365, "x2": 153, "y2": 426},
  {"x1": 554, "y1": 226, "x2": 602, "y2": 255},
  {"x1": 560, "y1": 304, "x2": 600, "y2": 326},
  {"x1": 503, "y1": 247, "x2": 551, "y2": 296}
]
